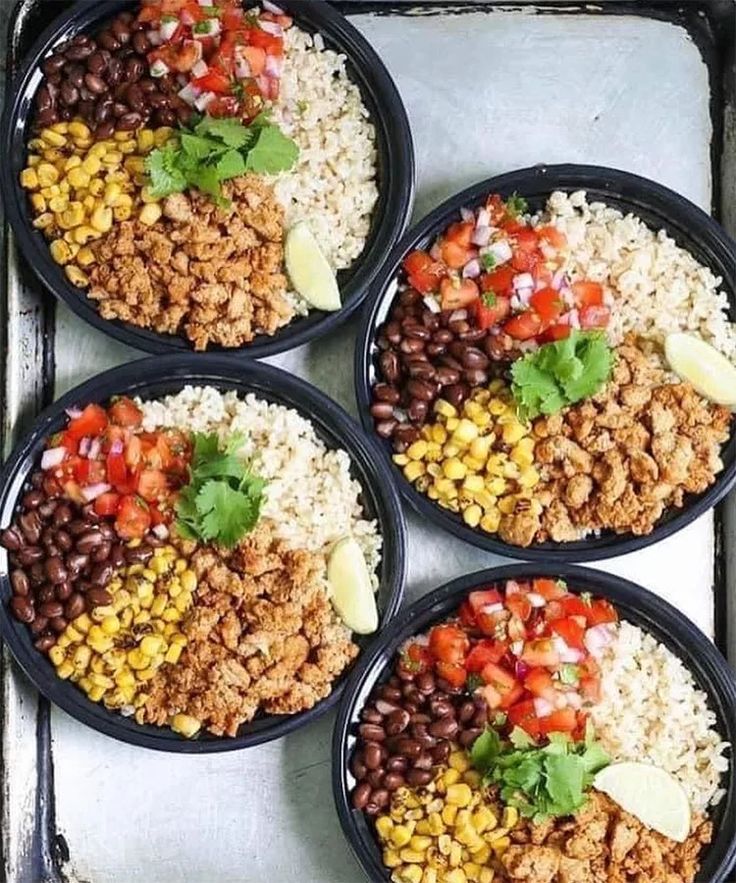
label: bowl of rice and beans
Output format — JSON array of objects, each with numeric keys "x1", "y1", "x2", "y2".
[
  {"x1": 357, "y1": 164, "x2": 736, "y2": 560},
  {"x1": 1, "y1": 0, "x2": 414, "y2": 354},
  {"x1": 0, "y1": 356, "x2": 406, "y2": 751},
  {"x1": 334, "y1": 564, "x2": 736, "y2": 883}
]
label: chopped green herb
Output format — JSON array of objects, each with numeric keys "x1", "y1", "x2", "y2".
[
  {"x1": 506, "y1": 192, "x2": 528, "y2": 218},
  {"x1": 175, "y1": 432, "x2": 266, "y2": 548},
  {"x1": 481, "y1": 252, "x2": 497, "y2": 271},
  {"x1": 510, "y1": 330, "x2": 614, "y2": 421},
  {"x1": 481, "y1": 290, "x2": 497, "y2": 307},
  {"x1": 558, "y1": 664, "x2": 581, "y2": 687},
  {"x1": 466, "y1": 673, "x2": 485, "y2": 693},
  {"x1": 580, "y1": 592, "x2": 593, "y2": 606},
  {"x1": 470, "y1": 727, "x2": 610, "y2": 823}
]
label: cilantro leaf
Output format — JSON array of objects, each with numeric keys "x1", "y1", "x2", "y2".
[
  {"x1": 145, "y1": 144, "x2": 187, "y2": 197},
  {"x1": 195, "y1": 115, "x2": 255, "y2": 149},
  {"x1": 506, "y1": 192, "x2": 528, "y2": 218},
  {"x1": 481, "y1": 290, "x2": 497, "y2": 307},
  {"x1": 511, "y1": 330, "x2": 614, "y2": 420},
  {"x1": 180, "y1": 132, "x2": 228, "y2": 161},
  {"x1": 470, "y1": 728, "x2": 501, "y2": 769},
  {"x1": 509, "y1": 726, "x2": 536, "y2": 749},
  {"x1": 558, "y1": 664, "x2": 581, "y2": 686},
  {"x1": 481, "y1": 252, "x2": 497, "y2": 271},
  {"x1": 196, "y1": 480, "x2": 261, "y2": 547},
  {"x1": 245, "y1": 125, "x2": 300, "y2": 174},
  {"x1": 216, "y1": 148, "x2": 248, "y2": 181}
]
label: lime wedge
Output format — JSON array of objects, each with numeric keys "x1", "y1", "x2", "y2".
[
  {"x1": 594, "y1": 762, "x2": 691, "y2": 842},
  {"x1": 327, "y1": 537, "x2": 378, "y2": 635},
  {"x1": 285, "y1": 221, "x2": 341, "y2": 311},
  {"x1": 665, "y1": 332, "x2": 736, "y2": 407}
]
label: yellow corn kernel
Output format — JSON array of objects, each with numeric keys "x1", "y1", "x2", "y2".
[
  {"x1": 67, "y1": 120, "x2": 89, "y2": 140},
  {"x1": 101, "y1": 181, "x2": 122, "y2": 206},
  {"x1": 49, "y1": 238, "x2": 72, "y2": 265},
  {"x1": 518, "y1": 467, "x2": 540, "y2": 489},
  {"x1": 486, "y1": 477, "x2": 507, "y2": 496},
  {"x1": 87, "y1": 178, "x2": 104, "y2": 198},
  {"x1": 498, "y1": 496, "x2": 517, "y2": 515},
  {"x1": 405, "y1": 440, "x2": 427, "y2": 461},
  {"x1": 74, "y1": 613, "x2": 92, "y2": 633},
  {"x1": 81, "y1": 153, "x2": 102, "y2": 175},
  {"x1": 471, "y1": 807, "x2": 496, "y2": 834},
  {"x1": 393, "y1": 454, "x2": 410, "y2": 469},
  {"x1": 501, "y1": 422, "x2": 526, "y2": 445},
  {"x1": 57, "y1": 633, "x2": 73, "y2": 650},
  {"x1": 445, "y1": 417, "x2": 460, "y2": 433},
  {"x1": 456, "y1": 826, "x2": 485, "y2": 850},
  {"x1": 90, "y1": 656, "x2": 106, "y2": 675},
  {"x1": 66, "y1": 167, "x2": 90, "y2": 190},
  {"x1": 90, "y1": 205, "x2": 113, "y2": 233},
  {"x1": 32, "y1": 212, "x2": 55, "y2": 231},
  {"x1": 434, "y1": 399, "x2": 457, "y2": 419},
  {"x1": 75, "y1": 247, "x2": 96, "y2": 269},
  {"x1": 467, "y1": 437, "x2": 490, "y2": 461},
  {"x1": 154, "y1": 126, "x2": 174, "y2": 146},
  {"x1": 140, "y1": 635, "x2": 165, "y2": 657},
  {"x1": 20, "y1": 167, "x2": 39, "y2": 189},
  {"x1": 511, "y1": 448, "x2": 534, "y2": 468},
  {"x1": 462, "y1": 474, "x2": 485, "y2": 495},
  {"x1": 453, "y1": 419, "x2": 478, "y2": 444},
  {"x1": 448, "y1": 751, "x2": 471, "y2": 774},
  {"x1": 403, "y1": 460, "x2": 427, "y2": 484},
  {"x1": 170, "y1": 632, "x2": 187, "y2": 647},
  {"x1": 399, "y1": 849, "x2": 425, "y2": 865},
  {"x1": 409, "y1": 836, "x2": 432, "y2": 853},
  {"x1": 171, "y1": 713, "x2": 201, "y2": 738},
  {"x1": 479, "y1": 869, "x2": 494, "y2": 883},
  {"x1": 178, "y1": 569, "x2": 196, "y2": 594},
  {"x1": 442, "y1": 768, "x2": 461, "y2": 789},
  {"x1": 60, "y1": 202, "x2": 86, "y2": 229},
  {"x1": 383, "y1": 849, "x2": 402, "y2": 869},
  {"x1": 101, "y1": 150, "x2": 123, "y2": 166},
  {"x1": 27, "y1": 153, "x2": 42, "y2": 166},
  {"x1": 71, "y1": 225, "x2": 97, "y2": 246},
  {"x1": 501, "y1": 807, "x2": 518, "y2": 830},
  {"x1": 502, "y1": 461, "x2": 520, "y2": 480},
  {"x1": 464, "y1": 863, "x2": 481, "y2": 883},
  {"x1": 149, "y1": 595, "x2": 167, "y2": 619},
  {"x1": 448, "y1": 842, "x2": 463, "y2": 869},
  {"x1": 390, "y1": 825, "x2": 413, "y2": 848},
  {"x1": 441, "y1": 804, "x2": 458, "y2": 827},
  {"x1": 49, "y1": 645, "x2": 66, "y2": 666},
  {"x1": 56, "y1": 660, "x2": 74, "y2": 680},
  {"x1": 491, "y1": 836, "x2": 510, "y2": 857},
  {"x1": 392, "y1": 868, "x2": 422, "y2": 883},
  {"x1": 136, "y1": 129, "x2": 155, "y2": 153},
  {"x1": 86, "y1": 684, "x2": 105, "y2": 702},
  {"x1": 442, "y1": 458, "x2": 466, "y2": 481},
  {"x1": 139, "y1": 202, "x2": 162, "y2": 226},
  {"x1": 462, "y1": 770, "x2": 481, "y2": 789},
  {"x1": 162, "y1": 606, "x2": 181, "y2": 623},
  {"x1": 100, "y1": 614, "x2": 120, "y2": 635},
  {"x1": 41, "y1": 129, "x2": 66, "y2": 148},
  {"x1": 174, "y1": 591, "x2": 192, "y2": 613},
  {"x1": 163, "y1": 643, "x2": 183, "y2": 665},
  {"x1": 29, "y1": 193, "x2": 47, "y2": 214},
  {"x1": 461, "y1": 504, "x2": 482, "y2": 528},
  {"x1": 446, "y1": 784, "x2": 472, "y2": 808},
  {"x1": 127, "y1": 649, "x2": 150, "y2": 671}
]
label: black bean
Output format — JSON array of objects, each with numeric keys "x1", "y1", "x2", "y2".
[
  {"x1": 364, "y1": 742, "x2": 383, "y2": 770},
  {"x1": 86, "y1": 587, "x2": 112, "y2": 608},
  {"x1": 76, "y1": 531, "x2": 103, "y2": 553},
  {"x1": 351, "y1": 783, "x2": 372, "y2": 810},
  {"x1": 0, "y1": 527, "x2": 23, "y2": 551},
  {"x1": 64, "y1": 593, "x2": 86, "y2": 620},
  {"x1": 406, "y1": 769, "x2": 433, "y2": 787},
  {"x1": 44, "y1": 556, "x2": 68, "y2": 585},
  {"x1": 19, "y1": 512, "x2": 42, "y2": 544},
  {"x1": 34, "y1": 635, "x2": 56, "y2": 653},
  {"x1": 10, "y1": 569, "x2": 30, "y2": 596},
  {"x1": 11, "y1": 598, "x2": 34, "y2": 624}
]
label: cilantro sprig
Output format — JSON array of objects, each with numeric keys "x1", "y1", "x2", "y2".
[
  {"x1": 175, "y1": 432, "x2": 266, "y2": 548},
  {"x1": 511, "y1": 330, "x2": 614, "y2": 421},
  {"x1": 470, "y1": 725, "x2": 610, "y2": 823},
  {"x1": 145, "y1": 113, "x2": 298, "y2": 205}
]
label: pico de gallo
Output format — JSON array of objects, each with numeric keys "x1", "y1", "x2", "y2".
[
  {"x1": 402, "y1": 192, "x2": 611, "y2": 347},
  {"x1": 40, "y1": 397, "x2": 191, "y2": 539},
  {"x1": 399, "y1": 578, "x2": 619, "y2": 742},
  {"x1": 137, "y1": 0, "x2": 292, "y2": 118}
]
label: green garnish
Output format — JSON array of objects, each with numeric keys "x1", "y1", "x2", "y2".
[
  {"x1": 506, "y1": 192, "x2": 528, "y2": 218},
  {"x1": 145, "y1": 114, "x2": 298, "y2": 204},
  {"x1": 558, "y1": 664, "x2": 581, "y2": 686},
  {"x1": 481, "y1": 290, "x2": 497, "y2": 307},
  {"x1": 470, "y1": 725, "x2": 610, "y2": 823},
  {"x1": 175, "y1": 432, "x2": 266, "y2": 548},
  {"x1": 481, "y1": 252, "x2": 497, "y2": 272},
  {"x1": 466, "y1": 673, "x2": 484, "y2": 693},
  {"x1": 510, "y1": 330, "x2": 614, "y2": 421}
]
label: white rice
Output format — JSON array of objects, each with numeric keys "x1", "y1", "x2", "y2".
[
  {"x1": 272, "y1": 26, "x2": 379, "y2": 279},
  {"x1": 137, "y1": 386, "x2": 382, "y2": 581},
  {"x1": 590, "y1": 621, "x2": 730, "y2": 813},
  {"x1": 539, "y1": 190, "x2": 736, "y2": 359}
]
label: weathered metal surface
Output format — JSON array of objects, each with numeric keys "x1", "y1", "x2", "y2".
[{"x1": 1, "y1": 3, "x2": 732, "y2": 881}]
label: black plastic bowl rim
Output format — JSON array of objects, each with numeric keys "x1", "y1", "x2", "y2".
[
  {"x1": 0, "y1": 0, "x2": 415, "y2": 358},
  {"x1": 332, "y1": 563, "x2": 736, "y2": 883},
  {"x1": 0, "y1": 355, "x2": 407, "y2": 752},
  {"x1": 355, "y1": 163, "x2": 736, "y2": 562}
]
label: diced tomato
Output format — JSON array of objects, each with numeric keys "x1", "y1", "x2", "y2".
[
  {"x1": 524, "y1": 668, "x2": 557, "y2": 702},
  {"x1": 530, "y1": 288, "x2": 564, "y2": 326},
  {"x1": 446, "y1": 221, "x2": 474, "y2": 249},
  {"x1": 136, "y1": 468, "x2": 168, "y2": 503},
  {"x1": 536, "y1": 225, "x2": 567, "y2": 250},
  {"x1": 507, "y1": 700, "x2": 541, "y2": 738},
  {"x1": 94, "y1": 491, "x2": 121, "y2": 517},
  {"x1": 482, "y1": 683, "x2": 502, "y2": 710},
  {"x1": 480, "y1": 265, "x2": 515, "y2": 296},
  {"x1": 193, "y1": 67, "x2": 232, "y2": 94},
  {"x1": 170, "y1": 40, "x2": 202, "y2": 73},
  {"x1": 148, "y1": 503, "x2": 166, "y2": 526},
  {"x1": 507, "y1": 615, "x2": 527, "y2": 642},
  {"x1": 221, "y1": 7, "x2": 244, "y2": 29},
  {"x1": 586, "y1": 599, "x2": 618, "y2": 626},
  {"x1": 207, "y1": 95, "x2": 241, "y2": 118},
  {"x1": 440, "y1": 277, "x2": 479, "y2": 311},
  {"x1": 513, "y1": 228, "x2": 539, "y2": 253},
  {"x1": 571, "y1": 280, "x2": 603, "y2": 308},
  {"x1": 550, "y1": 617, "x2": 586, "y2": 651},
  {"x1": 486, "y1": 194, "x2": 506, "y2": 224},
  {"x1": 521, "y1": 639, "x2": 560, "y2": 668},
  {"x1": 106, "y1": 450, "x2": 129, "y2": 488},
  {"x1": 559, "y1": 595, "x2": 592, "y2": 620},
  {"x1": 67, "y1": 404, "x2": 108, "y2": 441},
  {"x1": 74, "y1": 458, "x2": 106, "y2": 485},
  {"x1": 246, "y1": 27, "x2": 283, "y2": 56},
  {"x1": 137, "y1": 3, "x2": 161, "y2": 24},
  {"x1": 541, "y1": 323, "x2": 572, "y2": 342},
  {"x1": 503, "y1": 311, "x2": 542, "y2": 340},
  {"x1": 458, "y1": 600, "x2": 477, "y2": 629},
  {"x1": 180, "y1": 0, "x2": 206, "y2": 24},
  {"x1": 60, "y1": 430, "x2": 79, "y2": 454},
  {"x1": 428, "y1": 624, "x2": 469, "y2": 665},
  {"x1": 481, "y1": 663, "x2": 522, "y2": 709},
  {"x1": 108, "y1": 397, "x2": 143, "y2": 429},
  {"x1": 125, "y1": 435, "x2": 142, "y2": 469},
  {"x1": 403, "y1": 250, "x2": 445, "y2": 294},
  {"x1": 538, "y1": 708, "x2": 577, "y2": 735},
  {"x1": 579, "y1": 304, "x2": 611, "y2": 330},
  {"x1": 473, "y1": 294, "x2": 510, "y2": 330},
  {"x1": 533, "y1": 578, "x2": 568, "y2": 601},
  {"x1": 441, "y1": 239, "x2": 475, "y2": 270},
  {"x1": 399, "y1": 641, "x2": 432, "y2": 676},
  {"x1": 505, "y1": 593, "x2": 532, "y2": 622},
  {"x1": 580, "y1": 674, "x2": 601, "y2": 703},
  {"x1": 242, "y1": 45, "x2": 266, "y2": 76},
  {"x1": 465, "y1": 639, "x2": 507, "y2": 673},
  {"x1": 436, "y1": 661, "x2": 467, "y2": 688},
  {"x1": 115, "y1": 494, "x2": 151, "y2": 540},
  {"x1": 468, "y1": 589, "x2": 503, "y2": 615}
]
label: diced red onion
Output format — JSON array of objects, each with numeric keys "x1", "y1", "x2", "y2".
[
  {"x1": 152, "y1": 524, "x2": 169, "y2": 540},
  {"x1": 423, "y1": 295, "x2": 441, "y2": 314},
  {"x1": 109, "y1": 439, "x2": 123, "y2": 457},
  {"x1": 568, "y1": 308, "x2": 581, "y2": 329},
  {"x1": 476, "y1": 207, "x2": 490, "y2": 228},
  {"x1": 553, "y1": 634, "x2": 583, "y2": 664},
  {"x1": 178, "y1": 83, "x2": 201, "y2": 106},
  {"x1": 460, "y1": 206, "x2": 474, "y2": 223},
  {"x1": 41, "y1": 447, "x2": 66, "y2": 471},
  {"x1": 463, "y1": 258, "x2": 481, "y2": 279},
  {"x1": 471, "y1": 226, "x2": 492, "y2": 248},
  {"x1": 256, "y1": 75, "x2": 270, "y2": 95},
  {"x1": 553, "y1": 692, "x2": 569, "y2": 710},
  {"x1": 78, "y1": 437, "x2": 91, "y2": 457},
  {"x1": 160, "y1": 18, "x2": 180, "y2": 40},
  {"x1": 533, "y1": 697, "x2": 554, "y2": 718},
  {"x1": 88, "y1": 438, "x2": 102, "y2": 460},
  {"x1": 481, "y1": 602, "x2": 504, "y2": 615},
  {"x1": 510, "y1": 294, "x2": 521, "y2": 311},
  {"x1": 539, "y1": 241, "x2": 557, "y2": 261},
  {"x1": 146, "y1": 29, "x2": 163, "y2": 47},
  {"x1": 527, "y1": 592, "x2": 546, "y2": 608},
  {"x1": 448, "y1": 309, "x2": 467, "y2": 322},
  {"x1": 552, "y1": 269, "x2": 566, "y2": 290},
  {"x1": 262, "y1": 0, "x2": 286, "y2": 13},
  {"x1": 603, "y1": 290, "x2": 614, "y2": 306},
  {"x1": 513, "y1": 273, "x2": 534, "y2": 291},
  {"x1": 150, "y1": 59, "x2": 170, "y2": 78},
  {"x1": 259, "y1": 20, "x2": 283, "y2": 35},
  {"x1": 197, "y1": 0, "x2": 211, "y2": 5},
  {"x1": 517, "y1": 287, "x2": 533, "y2": 306},
  {"x1": 194, "y1": 90, "x2": 216, "y2": 112},
  {"x1": 514, "y1": 659, "x2": 529, "y2": 679},
  {"x1": 511, "y1": 641, "x2": 524, "y2": 657},
  {"x1": 81, "y1": 482, "x2": 111, "y2": 502},
  {"x1": 429, "y1": 242, "x2": 443, "y2": 261},
  {"x1": 235, "y1": 57, "x2": 252, "y2": 79},
  {"x1": 179, "y1": 10, "x2": 196, "y2": 27},
  {"x1": 65, "y1": 407, "x2": 82, "y2": 419},
  {"x1": 584, "y1": 624, "x2": 615, "y2": 657},
  {"x1": 191, "y1": 59, "x2": 208, "y2": 79},
  {"x1": 485, "y1": 240, "x2": 513, "y2": 265},
  {"x1": 265, "y1": 54, "x2": 283, "y2": 78},
  {"x1": 566, "y1": 692, "x2": 583, "y2": 710}
]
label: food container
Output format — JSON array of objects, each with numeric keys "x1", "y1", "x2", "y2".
[
  {"x1": 355, "y1": 163, "x2": 736, "y2": 561},
  {"x1": 0, "y1": 354, "x2": 407, "y2": 751},
  {"x1": 332, "y1": 563, "x2": 736, "y2": 883},
  {"x1": 0, "y1": 0, "x2": 415, "y2": 357}
]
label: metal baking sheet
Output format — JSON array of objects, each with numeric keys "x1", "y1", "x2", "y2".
[{"x1": 1, "y1": 2, "x2": 735, "y2": 881}]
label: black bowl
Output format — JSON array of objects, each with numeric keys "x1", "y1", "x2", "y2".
[
  {"x1": 0, "y1": 0, "x2": 415, "y2": 357},
  {"x1": 355, "y1": 163, "x2": 736, "y2": 561},
  {"x1": 0, "y1": 355, "x2": 407, "y2": 751},
  {"x1": 332, "y1": 563, "x2": 736, "y2": 883}
]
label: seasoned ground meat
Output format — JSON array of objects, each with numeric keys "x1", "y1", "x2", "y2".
[
  {"x1": 143, "y1": 522, "x2": 358, "y2": 736},
  {"x1": 89, "y1": 175, "x2": 292, "y2": 350},
  {"x1": 534, "y1": 335, "x2": 731, "y2": 541}
]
